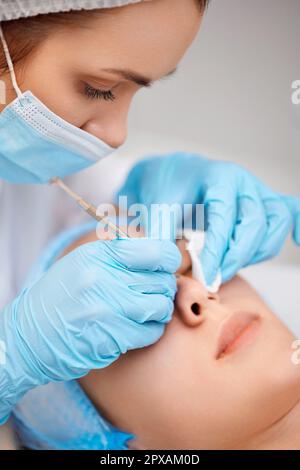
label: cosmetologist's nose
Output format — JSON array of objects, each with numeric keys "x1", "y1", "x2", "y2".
[{"x1": 83, "y1": 116, "x2": 128, "y2": 149}]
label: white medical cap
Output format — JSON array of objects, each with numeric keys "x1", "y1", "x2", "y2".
[{"x1": 0, "y1": 0, "x2": 149, "y2": 21}]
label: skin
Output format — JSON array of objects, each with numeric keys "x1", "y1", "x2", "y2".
[
  {"x1": 64, "y1": 228, "x2": 300, "y2": 450},
  {"x1": 0, "y1": 0, "x2": 202, "y2": 448},
  {"x1": 80, "y1": 262, "x2": 300, "y2": 449},
  {"x1": 0, "y1": 421, "x2": 17, "y2": 450},
  {"x1": 1, "y1": 0, "x2": 298, "y2": 450},
  {"x1": 0, "y1": 0, "x2": 202, "y2": 148}
]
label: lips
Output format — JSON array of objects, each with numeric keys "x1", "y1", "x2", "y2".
[{"x1": 215, "y1": 311, "x2": 260, "y2": 359}]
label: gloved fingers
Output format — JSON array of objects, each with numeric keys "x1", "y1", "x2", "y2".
[
  {"x1": 107, "y1": 319, "x2": 166, "y2": 355},
  {"x1": 123, "y1": 291, "x2": 175, "y2": 324},
  {"x1": 126, "y1": 321, "x2": 166, "y2": 350},
  {"x1": 67, "y1": 292, "x2": 172, "y2": 361},
  {"x1": 249, "y1": 196, "x2": 293, "y2": 265},
  {"x1": 80, "y1": 316, "x2": 166, "y2": 363},
  {"x1": 102, "y1": 238, "x2": 182, "y2": 274},
  {"x1": 221, "y1": 186, "x2": 267, "y2": 282},
  {"x1": 128, "y1": 271, "x2": 177, "y2": 299},
  {"x1": 282, "y1": 195, "x2": 300, "y2": 245},
  {"x1": 200, "y1": 184, "x2": 237, "y2": 285},
  {"x1": 116, "y1": 156, "x2": 163, "y2": 207},
  {"x1": 147, "y1": 202, "x2": 183, "y2": 242},
  {"x1": 115, "y1": 159, "x2": 144, "y2": 206},
  {"x1": 294, "y1": 216, "x2": 300, "y2": 245}
]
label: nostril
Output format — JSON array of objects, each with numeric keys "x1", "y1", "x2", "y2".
[{"x1": 191, "y1": 302, "x2": 201, "y2": 316}]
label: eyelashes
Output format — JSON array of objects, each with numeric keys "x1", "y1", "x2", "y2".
[{"x1": 84, "y1": 83, "x2": 116, "y2": 102}]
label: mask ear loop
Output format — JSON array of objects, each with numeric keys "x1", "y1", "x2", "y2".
[{"x1": 0, "y1": 24, "x2": 23, "y2": 100}]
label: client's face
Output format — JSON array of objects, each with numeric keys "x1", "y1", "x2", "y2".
[{"x1": 75, "y1": 232, "x2": 300, "y2": 449}]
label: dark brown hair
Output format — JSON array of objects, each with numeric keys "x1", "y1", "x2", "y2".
[{"x1": 0, "y1": 0, "x2": 210, "y2": 74}]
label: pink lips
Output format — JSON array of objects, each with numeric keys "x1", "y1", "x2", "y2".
[{"x1": 215, "y1": 311, "x2": 260, "y2": 359}]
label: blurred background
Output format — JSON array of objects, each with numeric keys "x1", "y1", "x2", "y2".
[{"x1": 74, "y1": 0, "x2": 300, "y2": 265}]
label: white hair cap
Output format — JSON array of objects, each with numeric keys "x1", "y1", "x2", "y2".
[{"x1": 0, "y1": 0, "x2": 149, "y2": 21}]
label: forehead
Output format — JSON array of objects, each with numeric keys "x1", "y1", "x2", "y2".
[{"x1": 54, "y1": 0, "x2": 202, "y2": 80}]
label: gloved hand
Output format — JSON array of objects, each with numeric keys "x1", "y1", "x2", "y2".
[
  {"x1": 117, "y1": 152, "x2": 299, "y2": 284},
  {"x1": 282, "y1": 195, "x2": 300, "y2": 245},
  {"x1": 0, "y1": 237, "x2": 181, "y2": 424}
]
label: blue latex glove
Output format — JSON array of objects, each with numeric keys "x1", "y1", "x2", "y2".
[
  {"x1": 282, "y1": 195, "x2": 300, "y2": 245},
  {"x1": 117, "y1": 152, "x2": 299, "y2": 284},
  {"x1": 0, "y1": 236, "x2": 181, "y2": 424}
]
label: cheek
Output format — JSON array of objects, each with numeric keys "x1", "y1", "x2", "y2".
[
  {"x1": 24, "y1": 68, "x2": 86, "y2": 127},
  {"x1": 144, "y1": 318, "x2": 276, "y2": 448},
  {"x1": 21, "y1": 43, "x2": 88, "y2": 127},
  {"x1": 219, "y1": 277, "x2": 267, "y2": 315},
  {"x1": 146, "y1": 316, "x2": 218, "y2": 412},
  {"x1": 135, "y1": 319, "x2": 252, "y2": 449},
  {"x1": 133, "y1": 308, "x2": 299, "y2": 449}
]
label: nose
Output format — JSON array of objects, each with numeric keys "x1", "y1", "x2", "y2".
[
  {"x1": 83, "y1": 115, "x2": 128, "y2": 149},
  {"x1": 175, "y1": 274, "x2": 219, "y2": 327},
  {"x1": 81, "y1": 94, "x2": 133, "y2": 148}
]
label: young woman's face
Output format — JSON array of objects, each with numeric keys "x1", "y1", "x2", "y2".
[
  {"x1": 64, "y1": 228, "x2": 300, "y2": 449},
  {"x1": 80, "y1": 270, "x2": 300, "y2": 450},
  {"x1": 2, "y1": 0, "x2": 202, "y2": 148}
]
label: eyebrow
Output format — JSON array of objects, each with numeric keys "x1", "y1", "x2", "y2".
[{"x1": 101, "y1": 67, "x2": 178, "y2": 88}]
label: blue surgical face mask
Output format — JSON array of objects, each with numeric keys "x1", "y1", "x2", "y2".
[{"x1": 0, "y1": 26, "x2": 115, "y2": 184}]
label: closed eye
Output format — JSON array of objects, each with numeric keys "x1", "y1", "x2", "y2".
[{"x1": 84, "y1": 83, "x2": 116, "y2": 101}]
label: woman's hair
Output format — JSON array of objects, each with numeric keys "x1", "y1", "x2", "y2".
[{"x1": 0, "y1": 0, "x2": 209, "y2": 74}]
